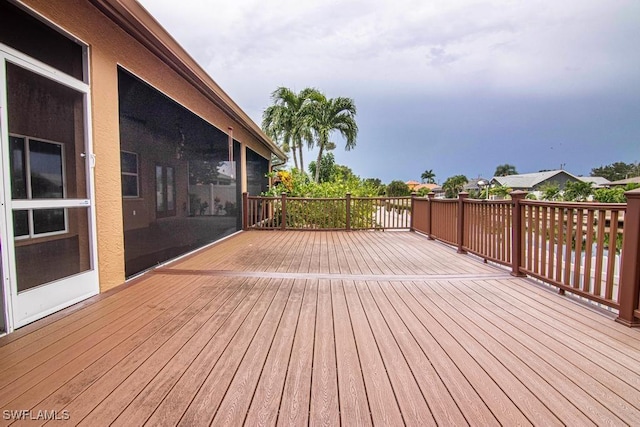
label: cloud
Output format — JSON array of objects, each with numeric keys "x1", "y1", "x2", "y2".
[
  {"x1": 147, "y1": 0, "x2": 638, "y2": 99},
  {"x1": 139, "y1": 0, "x2": 640, "y2": 182}
]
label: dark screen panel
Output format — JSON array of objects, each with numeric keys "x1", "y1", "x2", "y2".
[
  {"x1": 0, "y1": 2, "x2": 84, "y2": 80},
  {"x1": 119, "y1": 69, "x2": 241, "y2": 277},
  {"x1": 246, "y1": 147, "x2": 269, "y2": 196}
]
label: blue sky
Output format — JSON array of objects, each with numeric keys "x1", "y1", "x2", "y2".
[{"x1": 138, "y1": 0, "x2": 640, "y2": 184}]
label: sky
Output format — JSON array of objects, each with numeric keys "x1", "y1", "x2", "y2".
[{"x1": 138, "y1": 0, "x2": 640, "y2": 184}]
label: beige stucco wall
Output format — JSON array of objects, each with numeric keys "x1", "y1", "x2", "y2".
[{"x1": 19, "y1": 0, "x2": 271, "y2": 291}]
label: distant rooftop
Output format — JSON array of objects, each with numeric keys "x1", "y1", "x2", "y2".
[
  {"x1": 609, "y1": 176, "x2": 640, "y2": 186},
  {"x1": 577, "y1": 176, "x2": 610, "y2": 187},
  {"x1": 491, "y1": 170, "x2": 573, "y2": 189}
]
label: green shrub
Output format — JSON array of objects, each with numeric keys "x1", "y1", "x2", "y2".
[{"x1": 386, "y1": 180, "x2": 410, "y2": 197}]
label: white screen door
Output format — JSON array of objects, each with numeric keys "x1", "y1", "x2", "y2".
[{"x1": 1, "y1": 47, "x2": 98, "y2": 329}]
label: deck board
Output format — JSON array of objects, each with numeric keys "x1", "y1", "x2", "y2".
[
  {"x1": 1, "y1": 230, "x2": 640, "y2": 426},
  {"x1": 309, "y1": 279, "x2": 339, "y2": 426}
]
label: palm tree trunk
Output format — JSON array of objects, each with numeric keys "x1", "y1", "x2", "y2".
[
  {"x1": 314, "y1": 144, "x2": 324, "y2": 183},
  {"x1": 291, "y1": 143, "x2": 299, "y2": 170},
  {"x1": 298, "y1": 143, "x2": 304, "y2": 173}
]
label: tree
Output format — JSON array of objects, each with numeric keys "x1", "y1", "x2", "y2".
[
  {"x1": 593, "y1": 183, "x2": 640, "y2": 203},
  {"x1": 308, "y1": 152, "x2": 336, "y2": 183},
  {"x1": 305, "y1": 92, "x2": 358, "y2": 183},
  {"x1": 489, "y1": 186, "x2": 513, "y2": 199},
  {"x1": 364, "y1": 178, "x2": 382, "y2": 187},
  {"x1": 494, "y1": 164, "x2": 518, "y2": 177},
  {"x1": 386, "y1": 180, "x2": 410, "y2": 196},
  {"x1": 421, "y1": 169, "x2": 436, "y2": 184},
  {"x1": 563, "y1": 181, "x2": 593, "y2": 202},
  {"x1": 417, "y1": 187, "x2": 433, "y2": 196},
  {"x1": 262, "y1": 87, "x2": 319, "y2": 171},
  {"x1": 333, "y1": 164, "x2": 356, "y2": 181},
  {"x1": 539, "y1": 182, "x2": 561, "y2": 201},
  {"x1": 442, "y1": 175, "x2": 468, "y2": 198},
  {"x1": 364, "y1": 178, "x2": 385, "y2": 195},
  {"x1": 591, "y1": 162, "x2": 640, "y2": 181}
]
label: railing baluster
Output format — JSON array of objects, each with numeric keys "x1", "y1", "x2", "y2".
[
  {"x1": 526, "y1": 205, "x2": 533, "y2": 270},
  {"x1": 573, "y1": 209, "x2": 584, "y2": 290},
  {"x1": 605, "y1": 210, "x2": 619, "y2": 301},
  {"x1": 564, "y1": 208, "x2": 573, "y2": 287},
  {"x1": 548, "y1": 207, "x2": 555, "y2": 279},
  {"x1": 584, "y1": 209, "x2": 594, "y2": 293},
  {"x1": 594, "y1": 210, "x2": 606, "y2": 297},
  {"x1": 527, "y1": 205, "x2": 540, "y2": 273},
  {"x1": 555, "y1": 208, "x2": 564, "y2": 284}
]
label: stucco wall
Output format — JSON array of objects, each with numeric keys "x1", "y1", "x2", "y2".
[{"x1": 19, "y1": 0, "x2": 273, "y2": 291}]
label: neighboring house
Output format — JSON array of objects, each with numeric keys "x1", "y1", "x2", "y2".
[
  {"x1": 413, "y1": 183, "x2": 440, "y2": 192},
  {"x1": 463, "y1": 177, "x2": 491, "y2": 193},
  {"x1": 491, "y1": 170, "x2": 582, "y2": 192},
  {"x1": 412, "y1": 183, "x2": 445, "y2": 198},
  {"x1": 406, "y1": 180, "x2": 420, "y2": 191},
  {"x1": 0, "y1": 0, "x2": 285, "y2": 333}
]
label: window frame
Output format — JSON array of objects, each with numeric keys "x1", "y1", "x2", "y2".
[
  {"x1": 120, "y1": 150, "x2": 140, "y2": 198},
  {"x1": 155, "y1": 164, "x2": 176, "y2": 218},
  {"x1": 9, "y1": 134, "x2": 68, "y2": 240}
]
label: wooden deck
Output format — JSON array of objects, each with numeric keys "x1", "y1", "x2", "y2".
[{"x1": 1, "y1": 230, "x2": 640, "y2": 426}]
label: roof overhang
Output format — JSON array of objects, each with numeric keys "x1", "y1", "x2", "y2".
[{"x1": 89, "y1": 0, "x2": 287, "y2": 161}]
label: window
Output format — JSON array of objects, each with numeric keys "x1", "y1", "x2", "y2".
[
  {"x1": 121, "y1": 151, "x2": 139, "y2": 198},
  {"x1": 156, "y1": 165, "x2": 176, "y2": 217},
  {"x1": 10, "y1": 135, "x2": 66, "y2": 238}
]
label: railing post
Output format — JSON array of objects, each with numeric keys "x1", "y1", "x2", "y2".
[
  {"x1": 281, "y1": 192, "x2": 287, "y2": 230},
  {"x1": 410, "y1": 192, "x2": 417, "y2": 232},
  {"x1": 242, "y1": 192, "x2": 248, "y2": 230},
  {"x1": 457, "y1": 192, "x2": 468, "y2": 254},
  {"x1": 345, "y1": 193, "x2": 352, "y2": 231},
  {"x1": 616, "y1": 188, "x2": 640, "y2": 327},
  {"x1": 510, "y1": 190, "x2": 527, "y2": 277},
  {"x1": 427, "y1": 192, "x2": 435, "y2": 240}
]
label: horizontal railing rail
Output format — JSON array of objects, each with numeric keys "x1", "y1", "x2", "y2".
[{"x1": 243, "y1": 189, "x2": 640, "y2": 327}]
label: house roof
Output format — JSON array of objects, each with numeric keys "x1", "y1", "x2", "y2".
[
  {"x1": 609, "y1": 176, "x2": 640, "y2": 186},
  {"x1": 577, "y1": 176, "x2": 611, "y2": 187},
  {"x1": 463, "y1": 177, "x2": 490, "y2": 190},
  {"x1": 492, "y1": 170, "x2": 578, "y2": 189},
  {"x1": 89, "y1": 0, "x2": 286, "y2": 161},
  {"x1": 414, "y1": 183, "x2": 441, "y2": 192}
]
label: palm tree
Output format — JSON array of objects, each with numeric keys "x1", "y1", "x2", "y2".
[
  {"x1": 305, "y1": 92, "x2": 358, "y2": 183},
  {"x1": 494, "y1": 164, "x2": 518, "y2": 177},
  {"x1": 421, "y1": 169, "x2": 436, "y2": 184},
  {"x1": 261, "y1": 87, "x2": 318, "y2": 171},
  {"x1": 442, "y1": 175, "x2": 468, "y2": 198}
]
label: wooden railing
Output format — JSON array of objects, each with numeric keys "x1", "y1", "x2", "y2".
[
  {"x1": 520, "y1": 200, "x2": 626, "y2": 309},
  {"x1": 413, "y1": 189, "x2": 640, "y2": 327},
  {"x1": 464, "y1": 198, "x2": 513, "y2": 266},
  {"x1": 243, "y1": 190, "x2": 640, "y2": 326},
  {"x1": 243, "y1": 193, "x2": 411, "y2": 231}
]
